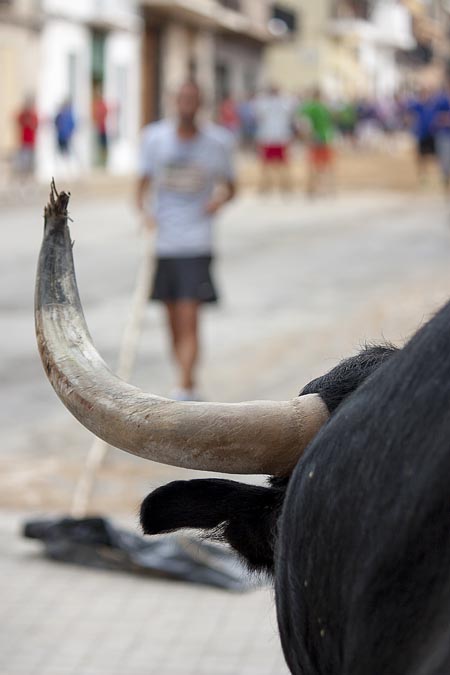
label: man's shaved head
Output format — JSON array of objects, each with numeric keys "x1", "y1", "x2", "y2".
[{"x1": 176, "y1": 81, "x2": 203, "y2": 124}]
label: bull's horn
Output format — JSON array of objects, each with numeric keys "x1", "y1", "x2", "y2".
[{"x1": 35, "y1": 185, "x2": 329, "y2": 476}]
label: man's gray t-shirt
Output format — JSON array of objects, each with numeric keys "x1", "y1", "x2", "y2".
[{"x1": 139, "y1": 120, "x2": 235, "y2": 258}]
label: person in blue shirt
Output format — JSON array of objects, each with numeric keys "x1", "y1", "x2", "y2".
[
  {"x1": 238, "y1": 92, "x2": 257, "y2": 147},
  {"x1": 55, "y1": 100, "x2": 76, "y2": 155},
  {"x1": 406, "y1": 86, "x2": 439, "y2": 184}
]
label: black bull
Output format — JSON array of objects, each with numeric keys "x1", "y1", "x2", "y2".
[
  {"x1": 35, "y1": 191, "x2": 450, "y2": 675},
  {"x1": 142, "y1": 302, "x2": 450, "y2": 675}
]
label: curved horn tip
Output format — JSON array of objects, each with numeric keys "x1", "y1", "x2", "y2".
[{"x1": 44, "y1": 179, "x2": 71, "y2": 220}]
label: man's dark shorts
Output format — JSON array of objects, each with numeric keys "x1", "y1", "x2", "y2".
[
  {"x1": 418, "y1": 135, "x2": 436, "y2": 157},
  {"x1": 150, "y1": 256, "x2": 218, "y2": 303}
]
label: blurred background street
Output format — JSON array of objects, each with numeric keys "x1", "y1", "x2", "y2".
[{"x1": 2, "y1": 0, "x2": 450, "y2": 673}]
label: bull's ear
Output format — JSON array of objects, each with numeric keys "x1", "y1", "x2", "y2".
[
  {"x1": 140, "y1": 479, "x2": 283, "y2": 573},
  {"x1": 140, "y1": 479, "x2": 233, "y2": 534}
]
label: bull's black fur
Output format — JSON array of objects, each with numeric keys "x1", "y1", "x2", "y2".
[
  {"x1": 141, "y1": 478, "x2": 282, "y2": 570},
  {"x1": 277, "y1": 301, "x2": 450, "y2": 674},
  {"x1": 140, "y1": 344, "x2": 397, "y2": 572},
  {"x1": 141, "y1": 302, "x2": 450, "y2": 673},
  {"x1": 299, "y1": 344, "x2": 396, "y2": 413}
]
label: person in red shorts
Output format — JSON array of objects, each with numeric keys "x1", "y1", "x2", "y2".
[
  {"x1": 254, "y1": 86, "x2": 296, "y2": 192},
  {"x1": 16, "y1": 97, "x2": 39, "y2": 176},
  {"x1": 300, "y1": 88, "x2": 336, "y2": 197},
  {"x1": 310, "y1": 144, "x2": 334, "y2": 168}
]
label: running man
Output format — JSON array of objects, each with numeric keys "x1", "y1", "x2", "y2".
[{"x1": 137, "y1": 81, "x2": 236, "y2": 401}]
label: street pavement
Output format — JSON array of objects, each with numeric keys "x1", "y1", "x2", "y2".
[{"x1": 0, "y1": 189, "x2": 449, "y2": 674}]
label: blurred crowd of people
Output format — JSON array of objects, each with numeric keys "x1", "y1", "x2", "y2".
[
  {"x1": 216, "y1": 81, "x2": 450, "y2": 196},
  {"x1": 13, "y1": 79, "x2": 450, "y2": 196},
  {"x1": 405, "y1": 82, "x2": 450, "y2": 191},
  {"x1": 14, "y1": 89, "x2": 111, "y2": 179}
]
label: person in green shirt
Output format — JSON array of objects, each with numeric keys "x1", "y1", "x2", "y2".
[{"x1": 299, "y1": 88, "x2": 336, "y2": 196}]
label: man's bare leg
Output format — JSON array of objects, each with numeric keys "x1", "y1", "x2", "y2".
[
  {"x1": 165, "y1": 301, "x2": 180, "y2": 357},
  {"x1": 259, "y1": 162, "x2": 271, "y2": 193},
  {"x1": 325, "y1": 163, "x2": 337, "y2": 195},
  {"x1": 165, "y1": 300, "x2": 200, "y2": 391},
  {"x1": 306, "y1": 163, "x2": 319, "y2": 197},
  {"x1": 417, "y1": 153, "x2": 432, "y2": 186},
  {"x1": 279, "y1": 162, "x2": 293, "y2": 192}
]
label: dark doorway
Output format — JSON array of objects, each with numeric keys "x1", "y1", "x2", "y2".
[
  {"x1": 91, "y1": 29, "x2": 108, "y2": 167},
  {"x1": 215, "y1": 62, "x2": 230, "y2": 105},
  {"x1": 142, "y1": 23, "x2": 162, "y2": 125}
]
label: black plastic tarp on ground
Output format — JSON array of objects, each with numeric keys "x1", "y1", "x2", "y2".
[{"x1": 23, "y1": 516, "x2": 256, "y2": 592}]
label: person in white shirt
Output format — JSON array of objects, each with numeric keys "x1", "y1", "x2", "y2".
[
  {"x1": 253, "y1": 86, "x2": 296, "y2": 192},
  {"x1": 137, "y1": 81, "x2": 236, "y2": 401}
]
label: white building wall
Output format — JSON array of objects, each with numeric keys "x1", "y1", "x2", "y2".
[
  {"x1": 0, "y1": 22, "x2": 39, "y2": 155},
  {"x1": 36, "y1": 19, "x2": 92, "y2": 180},
  {"x1": 105, "y1": 30, "x2": 141, "y2": 174},
  {"x1": 41, "y1": 0, "x2": 139, "y2": 30},
  {"x1": 35, "y1": 0, "x2": 141, "y2": 180},
  {"x1": 215, "y1": 38, "x2": 263, "y2": 98},
  {"x1": 358, "y1": 42, "x2": 404, "y2": 99},
  {"x1": 368, "y1": 0, "x2": 416, "y2": 97},
  {"x1": 194, "y1": 30, "x2": 216, "y2": 113},
  {"x1": 42, "y1": 0, "x2": 94, "y2": 21},
  {"x1": 372, "y1": 0, "x2": 415, "y2": 51},
  {"x1": 374, "y1": 48, "x2": 400, "y2": 97},
  {"x1": 160, "y1": 23, "x2": 192, "y2": 116}
]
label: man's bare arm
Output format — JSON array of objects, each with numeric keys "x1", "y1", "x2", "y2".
[
  {"x1": 136, "y1": 175, "x2": 151, "y2": 213},
  {"x1": 205, "y1": 180, "x2": 237, "y2": 216},
  {"x1": 136, "y1": 176, "x2": 157, "y2": 232}
]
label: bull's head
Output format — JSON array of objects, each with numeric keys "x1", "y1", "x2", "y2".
[{"x1": 35, "y1": 186, "x2": 330, "y2": 480}]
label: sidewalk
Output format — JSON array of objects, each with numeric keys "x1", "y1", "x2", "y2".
[
  {"x1": 237, "y1": 141, "x2": 430, "y2": 193},
  {"x1": 0, "y1": 142, "x2": 444, "y2": 208},
  {"x1": 0, "y1": 512, "x2": 288, "y2": 675},
  {"x1": 0, "y1": 170, "x2": 135, "y2": 208}
]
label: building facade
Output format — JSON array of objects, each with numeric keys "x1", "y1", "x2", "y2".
[
  {"x1": 264, "y1": 0, "x2": 416, "y2": 98},
  {"x1": 0, "y1": 0, "x2": 141, "y2": 180},
  {"x1": 328, "y1": 0, "x2": 416, "y2": 97},
  {"x1": 264, "y1": 0, "x2": 333, "y2": 95},
  {"x1": 1, "y1": 0, "x2": 274, "y2": 181},
  {"x1": 400, "y1": 0, "x2": 450, "y2": 85},
  {"x1": 140, "y1": 0, "x2": 272, "y2": 125},
  {"x1": 0, "y1": 0, "x2": 41, "y2": 161},
  {"x1": 36, "y1": 0, "x2": 141, "y2": 179}
]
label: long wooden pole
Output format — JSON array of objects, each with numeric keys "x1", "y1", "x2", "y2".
[{"x1": 70, "y1": 235, "x2": 154, "y2": 517}]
